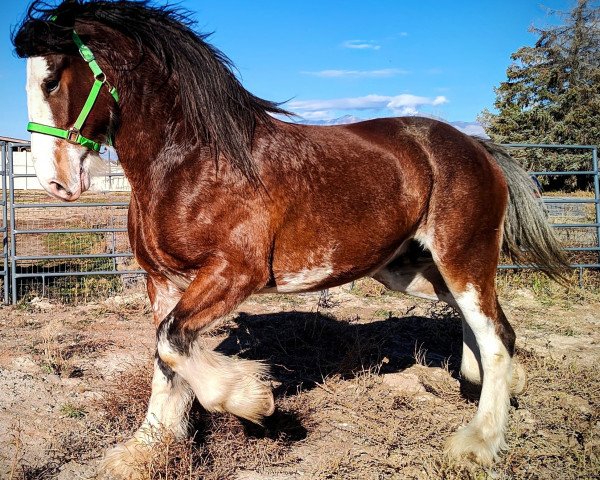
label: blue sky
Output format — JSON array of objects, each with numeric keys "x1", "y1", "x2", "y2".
[{"x1": 1, "y1": 0, "x2": 574, "y2": 139}]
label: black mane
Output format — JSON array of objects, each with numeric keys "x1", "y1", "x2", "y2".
[{"x1": 13, "y1": 0, "x2": 289, "y2": 184}]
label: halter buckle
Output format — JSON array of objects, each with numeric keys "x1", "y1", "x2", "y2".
[
  {"x1": 66, "y1": 128, "x2": 80, "y2": 145},
  {"x1": 78, "y1": 44, "x2": 95, "y2": 63}
]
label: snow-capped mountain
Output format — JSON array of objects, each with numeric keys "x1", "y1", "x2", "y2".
[
  {"x1": 295, "y1": 115, "x2": 487, "y2": 137},
  {"x1": 295, "y1": 115, "x2": 364, "y2": 126},
  {"x1": 447, "y1": 121, "x2": 487, "y2": 137}
]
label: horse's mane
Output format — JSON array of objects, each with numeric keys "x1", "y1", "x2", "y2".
[{"x1": 12, "y1": 0, "x2": 289, "y2": 184}]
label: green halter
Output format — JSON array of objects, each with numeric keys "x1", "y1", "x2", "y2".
[{"x1": 27, "y1": 31, "x2": 119, "y2": 152}]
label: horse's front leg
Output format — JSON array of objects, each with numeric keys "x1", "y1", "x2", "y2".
[
  {"x1": 103, "y1": 359, "x2": 194, "y2": 477},
  {"x1": 155, "y1": 256, "x2": 273, "y2": 423},
  {"x1": 103, "y1": 276, "x2": 197, "y2": 478}
]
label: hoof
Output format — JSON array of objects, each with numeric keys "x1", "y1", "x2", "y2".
[
  {"x1": 101, "y1": 438, "x2": 151, "y2": 480},
  {"x1": 444, "y1": 423, "x2": 505, "y2": 466}
]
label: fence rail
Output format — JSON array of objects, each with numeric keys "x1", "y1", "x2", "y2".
[
  {"x1": 0, "y1": 141, "x2": 598, "y2": 303},
  {"x1": 499, "y1": 144, "x2": 600, "y2": 283},
  {"x1": 1, "y1": 142, "x2": 8, "y2": 304}
]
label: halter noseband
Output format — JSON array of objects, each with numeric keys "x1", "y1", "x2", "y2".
[{"x1": 27, "y1": 31, "x2": 119, "y2": 152}]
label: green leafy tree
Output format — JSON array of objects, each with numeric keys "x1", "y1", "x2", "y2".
[{"x1": 480, "y1": 0, "x2": 600, "y2": 189}]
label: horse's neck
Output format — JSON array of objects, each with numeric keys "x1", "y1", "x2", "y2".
[
  {"x1": 112, "y1": 86, "x2": 210, "y2": 192},
  {"x1": 110, "y1": 82, "x2": 290, "y2": 202},
  {"x1": 116, "y1": 142, "x2": 213, "y2": 199}
]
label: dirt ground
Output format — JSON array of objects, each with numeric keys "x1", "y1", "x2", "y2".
[{"x1": 0, "y1": 278, "x2": 598, "y2": 479}]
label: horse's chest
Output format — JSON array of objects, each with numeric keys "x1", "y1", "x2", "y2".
[{"x1": 129, "y1": 198, "x2": 258, "y2": 271}]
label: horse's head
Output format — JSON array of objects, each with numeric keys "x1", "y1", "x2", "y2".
[
  {"x1": 15, "y1": 0, "x2": 290, "y2": 193},
  {"x1": 14, "y1": 0, "x2": 121, "y2": 202},
  {"x1": 24, "y1": 28, "x2": 120, "y2": 202},
  {"x1": 25, "y1": 49, "x2": 117, "y2": 201}
]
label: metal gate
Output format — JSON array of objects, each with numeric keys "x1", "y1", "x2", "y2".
[
  {"x1": 6, "y1": 142, "x2": 144, "y2": 304},
  {"x1": 499, "y1": 144, "x2": 600, "y2": 282}
]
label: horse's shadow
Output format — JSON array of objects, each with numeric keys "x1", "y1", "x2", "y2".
[{"x1": 203, "y1": 306, "x2": 463, "y2": 441}]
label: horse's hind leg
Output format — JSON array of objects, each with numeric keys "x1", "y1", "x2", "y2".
[{"x1": 417, "y1": 224, "x2": 517, "y2": 464}]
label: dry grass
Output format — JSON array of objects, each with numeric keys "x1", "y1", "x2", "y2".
[
  {"x1": 6, "y1": 284, "x2": 599, "y2": 479},
  {"x1": 31, "y1": 329, "x2": 113, "y2": 378},
  {"x1": 92, "y1": 362, "x2": 304, "y2": 480},
  {"x1": 496, "y1": 268, "x2": 600, "y2": 306},
  {"x1": 77, "y1": 306, "x2": 595, "y2": 479},
  {"x1": 6, "y1": 424, "x2": 24, "y2": 480}
]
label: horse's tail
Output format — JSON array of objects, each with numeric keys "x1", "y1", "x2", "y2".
[{"x1": 475, "y1": 138, "x2": 570, "y2": 282}]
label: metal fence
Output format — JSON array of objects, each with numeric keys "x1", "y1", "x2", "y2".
[
  {"x1": 0, "y1": 142, "x2": 598, "y2": 304},
  {"x1": 5, "y1": 142, "x2": 144, "y2": 304},
  {"x1": 499, "y1": 144, "x2": 600, "y2": 283}
]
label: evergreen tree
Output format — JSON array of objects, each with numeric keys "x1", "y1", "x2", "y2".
[{"x1": 480, "y1": 0, "x2": 600, "y2": 188}]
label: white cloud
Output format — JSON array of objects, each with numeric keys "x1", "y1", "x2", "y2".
[
  {"x1": 342, "y1": 40, "x2": 381, "y2": 50},
  {"x1": 302, "y1": 68, "x2": 409, "y2": 78},
  {"x1": 289, "y1": 94, "x2": 390, "y2": 111},
  {"x1": 432, "y1": 96, "x2": 447, "y2": 105},
  {"x1": 396, "y1": 106, "x2": 419, "y2": 115},
  {"x1": 289, "y1": 94, "x2": 448, "y2": 116}
]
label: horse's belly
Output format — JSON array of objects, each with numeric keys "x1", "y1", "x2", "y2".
[
  {"x1": 260, "y1": 265, "x2": 336, "y2": 293},
  {"x1": 261, "y1": 235, "x2": 411, "y2": 294}
]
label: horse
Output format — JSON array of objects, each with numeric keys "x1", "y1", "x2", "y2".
[{"x1": 13, "y1": 1, "x2": 568, "y2": 477}]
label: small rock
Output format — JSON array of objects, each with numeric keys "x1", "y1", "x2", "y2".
[
  {"x1": 57, "y1": 460, "x2": 96, "y2": 480},
  {"x1": 382, "y1": 372, "x2": 426, "y2": 394},
  {"x1": 515, "y1": 288, "x2": 535, "y2": 299},
  {"x1": 414, "y1": 392, "x2": 442, "y2": 404},
  {"x1": 11, "y1": 356, "x2": 39, "y2": 373},
  {"x1": 30, "y1": 297, "x2": 54, "y2": 310}
]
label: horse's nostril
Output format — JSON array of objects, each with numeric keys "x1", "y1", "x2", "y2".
[{"x1": 49, "y1": 181, "x2": 73, "y2": 197}]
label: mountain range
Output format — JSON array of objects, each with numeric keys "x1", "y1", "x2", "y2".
[{"x1": 295, "y1": 115, "x2": 487, "y2": 137}]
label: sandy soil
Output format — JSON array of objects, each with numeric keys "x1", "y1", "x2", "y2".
[{"x1": 0, "y1": 282, "x2": 598, "y2": 479}]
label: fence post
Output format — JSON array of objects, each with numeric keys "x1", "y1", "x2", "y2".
[
  {"x1": 8, "y1": 144, "x2": 17, "y2": 304},
  {"x1": 592, "y1": 147, "x2": 600, "y2": 264},
  {"x1": 1, "y1": 142, "x2": 8, "y2": 304}
]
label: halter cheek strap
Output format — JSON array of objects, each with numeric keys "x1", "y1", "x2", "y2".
[{"x1": 27, "y1": 31, "x2": 119, "y2": 152}]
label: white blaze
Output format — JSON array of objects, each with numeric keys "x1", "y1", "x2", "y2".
[
  {"x1": 26, "y1": 57, "x2": 96, "y2": 199},
  {"x1": 26, "y1": 57, "x2": 59, "y2": 185}
]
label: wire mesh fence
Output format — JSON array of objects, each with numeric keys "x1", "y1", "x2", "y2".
[{"x1": 6, "y1": 143, "x2": 145, "y2": 303}]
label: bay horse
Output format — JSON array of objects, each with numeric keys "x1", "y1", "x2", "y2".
[{"x1": 13, "y1": 1, "x2": 568, "y2": 477}]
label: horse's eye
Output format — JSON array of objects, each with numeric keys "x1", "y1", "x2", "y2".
[{"x1": 45, "y1": 79, "x2": 60, "y2": 93}]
